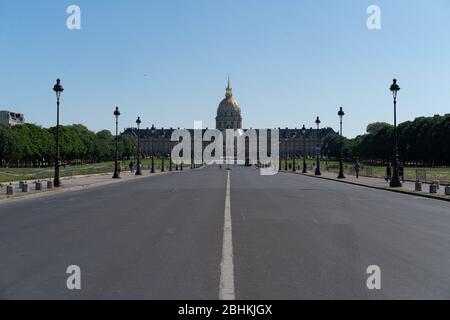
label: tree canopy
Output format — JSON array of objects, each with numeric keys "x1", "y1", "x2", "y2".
[
  {"x1": 0, "y1": 123, "x2": 136, "y2": 167},
  {"x1": 320, "y1": 114, "x2": 450, "y2": 166}
]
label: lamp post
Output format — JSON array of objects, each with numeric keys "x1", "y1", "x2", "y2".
[
  {"x1": 338, "y1": 107, "x2": 346, "y2": 179},
  {"x1": 113, "y1": 107, "x2": 121, "y2": 179},
  {"x1": 284, "y1": 138, "x2": 288, "y2": 171},
  {"x1": 161, "y1": 153, "x2": 165, "y2": 172},
  {"x1": 302, "y1": 125, "x2": 307, "y2": 174},
  {"x1": 279, "y1": 148, "x2": 282, "y2": 171},
  {"x1": 292, "y1": 134, "x2": 296, "y2": 172},
  {"x1": 135, "y1": 116, "x2": 142, "y2": 176},
  {"x1": 390, "y1": 79, "x2": 402, "y2": 187},
  {"x1": 315, "y1": 116, "x2": 322, "y2": 176},
  {"x1": 53, "y1": 79, "x2": 64, "y2": 187},
  {"x1": 151, "y1": 127, "x2": 155, "y2": 173}
]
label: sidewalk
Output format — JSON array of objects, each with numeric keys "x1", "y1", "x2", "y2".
[
  {"x1": 289, "y1": 170, "x2": 450, "y2": 202},
  {"x1": 0, "y1": 168, "x2": 186, "y2": 202}
]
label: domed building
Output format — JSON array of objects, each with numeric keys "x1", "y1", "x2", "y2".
[
  {"x1": 125, "y1": 79, "x2": 336, "y2": 164},
  {"x1": 216, "y1": 78, "x2": 242, "y2": 130}
]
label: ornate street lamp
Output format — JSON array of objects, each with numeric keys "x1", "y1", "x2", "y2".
[
  {"x1": 113, "y1": 107, "x2": 121, "y2": 179},
  {"x1": 302, "y1": 125, "x2": 307, "y2": 174},
  {"x1": 135, "y1": 116, "x2": 142, "y2": 175},
  {"x1": 151, "y1": 126, "x2": 155, "y2": 173},
  {"x1": 279, "y1": 149, "x2": 282, "y2": 171},
  {"x1": 284, "y1": 137, "x2": 289, "y2": 171},
  {"x1": 315, "y1": 116, "x2": 322, "y2": 176},
  {"x1": 338, "y1": 107, "x2": 346, "y2": 179},
  {"x1": 53, "y1": 79, "x2": 64, "y2": 187},
  {"x1": 292, "y1": 134, "x2": 296, "y2": 172},
  {"x1": 390, "y1": 79, "x2": 402, "y2": 187}
]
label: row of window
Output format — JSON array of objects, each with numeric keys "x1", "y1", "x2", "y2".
[
  {"x1": 218, "y1": 111, "x2": 241, "y2": 117},
  {"x1": 217, "y1": 122, "x2": 241, "y2": 129}
]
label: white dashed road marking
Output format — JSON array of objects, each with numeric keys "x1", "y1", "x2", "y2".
[{"x1": 219, "y1": 170, "x2": 235, "y2": 300}]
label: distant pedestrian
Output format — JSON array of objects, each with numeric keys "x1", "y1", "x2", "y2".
[
  {"x1": 118, "y1": 162, "x2": 122, "y2": 175},
  {"x1": 386, "y1": 163, "x2": 392, "y2": 182},
  {"x1": 129, "y1": 161, "x2": 134, "y2": 173},
  {"x1": 354, "y1": 161, "x2": 361, "y2": 179},
  {"x1": 399, "y1": 165, "x2": 405, "y2": 182}
]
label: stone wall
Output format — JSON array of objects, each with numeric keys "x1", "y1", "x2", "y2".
[{"x1": 124, "y1": 126, "x2": 336, "y2": 158}]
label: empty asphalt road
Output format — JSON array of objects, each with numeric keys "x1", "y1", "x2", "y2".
[{"x1": 1, "y1": 165, "x2": 450, "y2": 299}]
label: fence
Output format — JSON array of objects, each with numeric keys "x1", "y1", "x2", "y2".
[
  {"x1": 324, "y1": 163, "x2": 449, "y2": 184},
  {"x1": 0, "y1": 166, "x2": 115, "y2": 183},
  {"x1": 60, "y1": 166, "x2": 114, "y2": 178}
]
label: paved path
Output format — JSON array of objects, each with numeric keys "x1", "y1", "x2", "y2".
[
  {"x1": 0, "y1": 169, "x2": 182, "y2": 197},
  {"x1": 297, "y1": 170, "x2": 449, "y2": 199},
  {"x1": 1, "y1": 166, "x2": 450, "y2": 299}
]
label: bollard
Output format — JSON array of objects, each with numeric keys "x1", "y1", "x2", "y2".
[
  {"x1": 415, "y1": 181, "x2": 422, "y2": 192},
  {"x1": 47, "y1": 180, "x2": 53, "y2": 189},
  {"x1": 35, "y1": 181, "x2": 42, "y2": 191},
  {"x1": 429, "y1": 183, "x2": 437, "y2": 194},
  {"x1": 445, "y1": 185, "x2": 450, "y2": 196},
  {"x1": 22, "y1": 182, "x2": 29, "y2": 193},
  {"x1": 6, "y1": 184, "x2": 14, "y2": 195}
]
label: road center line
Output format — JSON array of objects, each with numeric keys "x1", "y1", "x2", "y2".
[{"x1": 219, "y1": 170, "x2": 235, "y2": 300}]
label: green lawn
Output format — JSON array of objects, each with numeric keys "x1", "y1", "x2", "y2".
[
  {"x1": 2, "y1": 159, "x2": 449, "y2": 185},
  {"x1": 0, "y1": 158, "x2": 175, "y2": 184},
  {"x1": 283, "y1": 159, "x2": 450, "y2": 184},
  {"x1": 0, "y1": 163, "x2": 114, "y2": 184}
]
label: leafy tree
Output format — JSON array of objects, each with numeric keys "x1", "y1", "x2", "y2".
[
  {"x1": 95, "y1": 130, "x2": 114, "y2": 161},
  {"x1": 346, "y1": 116, "x2": 450, "y2": 166},
  {"x1": 71, "y1": 124, "x2": 97, "y2": 163},
  {"x1": 322, "y1": 133, "x2": 340, "y2": 158},
  {"x1": 0, "y1": 124, "x2": 22, "y2": 166},
  {"x1": 119, "y1": 133, "x2": 137, "y2": 160},
  {"x1": 12, "y1": 124, "x2": 53, "y2": 166}
]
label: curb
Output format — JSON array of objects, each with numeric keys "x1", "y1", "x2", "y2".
[
  {"x1": 284, "y1": 171, "x2": 450, "y2": 203},
  {"x1": 0, "y1": 170, "x2": 174, "y2": 204},
  {"x1": 0, "y1": 172, "x2": 114, "y2": 188}
]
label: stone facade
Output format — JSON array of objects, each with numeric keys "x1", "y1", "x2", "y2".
[
  {"x1": 0, "y1": 110, "x2": 25, "y2": 126},
  {"x1": 125, "y1": 126, "x2": 334, "y2": 158},
  {"x1": 124, "y1": 81, "x2": 335, "y2": 158}
]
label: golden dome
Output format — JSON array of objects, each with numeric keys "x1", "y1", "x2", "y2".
[{"x1": 217, "y1": 78, "x2": 241, "y2": 117}]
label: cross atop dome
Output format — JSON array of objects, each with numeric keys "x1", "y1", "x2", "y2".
[{"x1": 226, "y1": 76, "x2": 233, "y2": 98}]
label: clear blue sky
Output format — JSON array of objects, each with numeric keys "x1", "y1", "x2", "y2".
[{"x1": 1, "y1": 0, "x2": 449, "y2": 137}]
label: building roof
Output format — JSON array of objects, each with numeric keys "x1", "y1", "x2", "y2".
[{"x1": 217, "y1": 78, "x2": 241, "y2": 117}]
